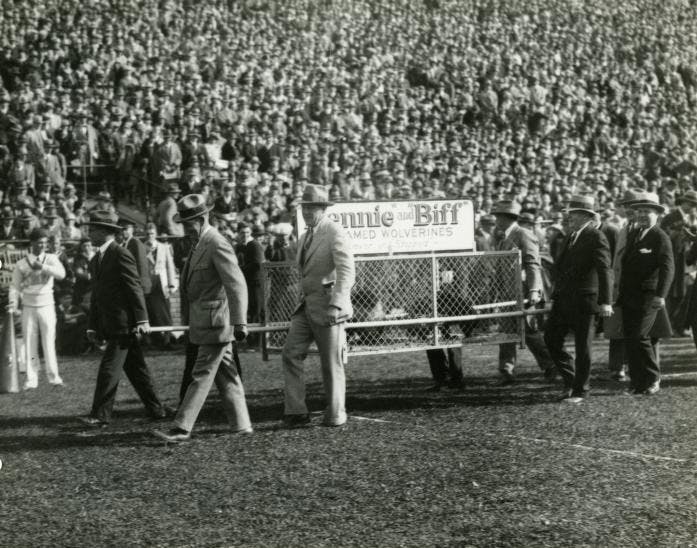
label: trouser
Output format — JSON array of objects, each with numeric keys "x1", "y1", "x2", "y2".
[
  {"x1": 179, "y1": 341, "x2": 199, "y2": 403},
  {"x1": 608, "y1": 338, "x2": 626, "y2": 373},
  {"x1": 89, "y1": 335, "x2": 164, "y2": 423},
  {"x1": 623, "y1": 304, "x2": 661, "y2": 392},
  {"x1": 22, "y1": 304, "x2": 61, "y2": 387},
  {"x1": 426, "y1": 348, "x2": 463, "y2": 386},
  {"x1": 543, "y1": 307, "x2": 595, "y2": 396},
  {"x1": 282, "y1": 307, "x2": 347, "y2": 423},
  {"x1": 498, "y1": 331, "x2": 554, "y2": 375},
  {"x1": 174, "y1": 342, "x2": 251, "y2": 433}
]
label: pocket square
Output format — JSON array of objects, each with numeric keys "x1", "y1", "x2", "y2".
[{"x1": 639, "y1": 248, "x2": 652, "y2": 254}]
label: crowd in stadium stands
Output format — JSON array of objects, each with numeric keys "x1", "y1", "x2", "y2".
[{"x1": 2, "y1": 0, "x2": 697, "y2": 353}]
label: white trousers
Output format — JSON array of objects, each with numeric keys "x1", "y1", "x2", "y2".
[{"x1": 22, "y1": 304, "x2": 62, "y2": 387}]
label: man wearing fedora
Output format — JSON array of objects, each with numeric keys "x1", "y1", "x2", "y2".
[
  {"x1": 156, "y1": 183, "x2": 184, "y2": 238},
  {"x1": 237, "y1": 222, "x2": 266, "y2": 347},
  {"x1": 492, "y1": 200, "x2": 555, "y2": 383},
  {"x1": 617, "y1": 192, "x2": 674, "y2": 395},
  {"x1": 282, "y1": 184, "x2": 355, "y2": 428},
  {"x1": 80, "y1": 210, "x2": 169, "y2": 426},
  {"x1": 544, "y1": 195, "x2": 613, "y2": 403},
  {"x1": 660, "y1": 189, "x2": 697, "y2": 335},
  {"x1": 153, "y1": 194, "x2": 252, "y2": 442}
]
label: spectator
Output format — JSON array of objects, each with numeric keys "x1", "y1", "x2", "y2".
[{"x1": 143, "y1": 222, "x2": 177, "y2": 349}]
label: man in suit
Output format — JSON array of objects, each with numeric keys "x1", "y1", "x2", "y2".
[
  {"x1": 153, "y1": 194, "x2": 252, "y2": 442},
  {"x1": 143, "y1": 222, "x2": 178, "y2": 348},
  {"x1": 282, "y1": 184, "x2": 355, "y2": 428},
  {"x1": 80, "y1": 211, "x2": 169, "y2": 426},
  {"x1": 617, "y1": 192, "x2": 674, "y2": 395},
  {"x1": 492, "y1": 200, "x2": 555, "y2": 384},
  {"x1": 660, "y1": 190, "x2": 697, "y2": 334},
  {"x1": 117, "y1": 218, "x2": 152, "y2": 296},
  {"x1": 544, "y1": 195, "x2": 613, "y2": 403},
  {"x1": 237, "y1": 222, "x2": 266, "y2": 347}
]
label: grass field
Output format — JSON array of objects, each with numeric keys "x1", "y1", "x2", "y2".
[{"x1": 2, "y1": 336, "x2": 697, "y2": 547}]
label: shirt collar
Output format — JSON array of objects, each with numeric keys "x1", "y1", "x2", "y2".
[
  {"x1": 504, "y1": 222, "x2": 517, "y2": 239},
  {"x1": 99, "y1": 239, "x2": 114, "y2": 255}
]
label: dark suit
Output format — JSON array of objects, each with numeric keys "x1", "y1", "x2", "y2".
[
  {"x1": 617, "y1": 225, "x2": 674, "y2": 391},
  {"x1": 86, "y1": 241, "x2": 165, "y2": 423},
  {"x1": 240, "y1": 239, "x2": 265, "y2": 345},
  {"x1": 125, "y1": 236, "x2": 152, "y2": 295},
  {"x1": 544, "y1": 225, "x2": 613, "y2": 397},
  {"x1": 661, "y1": 208, "x2": 693, "y2": 330}
]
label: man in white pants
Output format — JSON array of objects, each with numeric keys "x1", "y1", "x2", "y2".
[{"x1": 9, "y1": 227, "x2": 66, "y2": 389}]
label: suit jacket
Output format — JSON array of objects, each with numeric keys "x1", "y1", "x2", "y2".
[
  {"x1": 660, "y1": 207, "x2": 693, "y2": 298},
  {"x1": 617, "y1": 224, "x2": 675, "y2": 306},
  {"x1": 240, "y1": 239, "x2": 265, "y2": 285},
  {"x1": 88, "y1": 241, "x2": 148, "y2": 339},
  {"x1": 147, "y1": 240, "x2": 177, "y2": 297},
  {"x1": 601, "y1": 222, "x2": 620, "y2": 261},
  {"x1": 125, "y1": 236, "x2": 152, "y2": 295},
  {"x1": 295, "y1": 215, "x2": 355, "y2": 325},
  {"x1": 551, "y1": 225, "x2": 612, "y2": 314},
  {"x1": 495, "y1": 223, "x2": 542, "y2": 295},
  {"x1": 181, "y1": 226, "x2": 248, "y2": 345},
  {"x1": 156, "y1": 196, "x2": 184, "y2": 237}
]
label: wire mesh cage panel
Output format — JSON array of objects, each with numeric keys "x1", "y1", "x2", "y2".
[{"x1": 263, "y1": 251, "x2": 524, "y2": 356}]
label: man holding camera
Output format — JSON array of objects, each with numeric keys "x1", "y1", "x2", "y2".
[{"x1": 154, "y1": 194, "x2": 252, "y2": 442}]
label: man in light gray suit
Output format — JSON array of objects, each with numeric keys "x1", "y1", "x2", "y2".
[
  {"x1": 282, "y1": 185, "x2": 355, "y2": 428},
  {"x1": 153, "y1": 194, "x2": 252, "y2": 443}
]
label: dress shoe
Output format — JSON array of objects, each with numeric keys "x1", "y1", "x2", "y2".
[
  {"x1": 425, "y1": 384, "x2": 442, "y2": 392},
  {"x1": 50, "y1": 381, "x2": 65, "y2": 387},
  {"x1": 611, "y1": 371, "x2": 627, "y2": 382},
  {"x1": 322, "y1": 413, "x2": 347, "y2": 427},
  {"x1": 233, "y1": 427, "x2": 254, "y2": 435},
  {"x1": 497, "y1": 371, "x2": 515, "y2": 386},
  {"x1": 78, "y1": 416, "x2": 108, "y2": 428},
  {"x1": 624, "y1": 388, "x2": 640, "y2": 395},
  {"x1": 23, "y1": 383, "x2": 38, "y2": 391},
  {"x1": 558, "y1": 389, "x2": 573, "y2": 401},
  {"x1": 282, "y1": 414, "x2": 311, "y2": 428},
  {"x1": 543, "y1": 368, "x2": 557, "y2": 382},
  {"x1": 562, "y1": 396, "x2": 584, "y2": 404},
  {"x1": 149, "y1": 405, "x2": 176, "y2": 421},
  {"x1": 644, "y1": 381, "x2": 660, "y2": 395},
  {"x1": 152, "y1": 428, "x2": 191, "y2": 443}
]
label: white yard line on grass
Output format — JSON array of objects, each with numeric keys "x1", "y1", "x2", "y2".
[
  {"x1": 662, "y1": 372, "x2": 697, "y2": 378},
  {"x1": 499, "y1": 434, "x2": 688, "y2": 463},
  {"x1": 340, "y1": 413, "x2": 688, "y2": 463}
]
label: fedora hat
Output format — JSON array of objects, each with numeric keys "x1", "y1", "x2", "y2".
[
  {"x1": 630, "y1": 192, "x2": 667, "y2": 214},
  {"x1": 677, "y1": 190, "x2": 697, "y2": 206},
  {"x1": 299, "y1": 184, "x2": 333, "y2": 206},
  {"x1": 87, "y1": 210, "x2": 122, "y2": 231},
  {"x1": 0, "y1": 206, "x2": 15, "y2": 221},
  {"x1": 174, "y1": 194, "x2": 210, "y2": 222},
  {"x1": 251, "y1": 225, "x2": 267, "y2": 237},
  {"x1": 491, "y1": 200, "x2": 521, "y2": 218},
  {"x1": 566, "y1": 194, "x2": 596, "y2": 215},
  {"x1": 518, "y1": 212, "x2": 536, "y2": 225}
]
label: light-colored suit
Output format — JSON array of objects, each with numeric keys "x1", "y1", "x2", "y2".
[
  {"x1": 148, "y1": 241, "x2": 177, "y2": 298},
  {"x1": 282, "y1": 215, "x2": 355, "y2": 424},
  {"x1": 174, "y1": 226, "x2": 252, "y2": 433}
]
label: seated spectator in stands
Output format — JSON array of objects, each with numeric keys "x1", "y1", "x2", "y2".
[
  {"x1": 265, "y1": 223, "x2": 297, "y2": 262},
  {"x1": 61, "y1": 212, "x2": 82, "y2": 240},
  {"x1": 0, "y1": 205, "x2": 19, "y2": 240},
  {"x1": 213, "y1": 181, "x2": 237, "y2": 214}
]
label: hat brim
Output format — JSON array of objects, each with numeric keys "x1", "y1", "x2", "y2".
[
  {"x1": 566, "y1": 207, "x2": 596, "y2": 215},
  {"x1": 491, "y1": 210, "x2": 519, "y2": 219},
  {"x1": 87, "y1": 221, "x2": 123, "y2": 231},
  {"x1": 299, "y1": 200, "x2": 334, "y2": 207},
  {"x1": 677, "y1": 197, "x2": 697, "y2": 205},
  {"x1": 173, "y1": 206, "x2": 211, "y2": 223},
  {"x1": 630, "y1": 202, "x2": 668, "y2": 214}
]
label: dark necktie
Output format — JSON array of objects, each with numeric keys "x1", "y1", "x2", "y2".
[{"x1": 301, "y1": 227, "x2": 314, "y2": 265}]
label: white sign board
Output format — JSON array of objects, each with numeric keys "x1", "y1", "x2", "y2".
[{"x1": 296, "y1": 199, "x2": 475, "y2": 255}]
